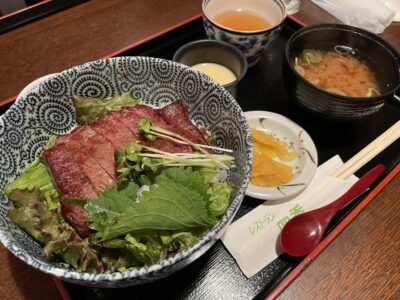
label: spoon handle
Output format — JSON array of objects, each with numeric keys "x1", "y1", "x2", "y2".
[{"x1": 329, "y1": 164, "x2": 385, "y2": 211}]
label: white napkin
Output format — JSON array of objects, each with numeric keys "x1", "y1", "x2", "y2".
[
  {"x1": 380, "y1": 0, "x2": 400, "y2": 21},
  {"x1": 311, "y1": 0, "x2": 396, "y2": 34},
  {"x1": 221, "y1": 155, "x2": 358, "y2": 278}
]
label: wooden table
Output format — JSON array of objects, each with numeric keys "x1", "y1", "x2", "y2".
[{"x1": 0, "y1": 1, "x2": 399, "y2": 299}]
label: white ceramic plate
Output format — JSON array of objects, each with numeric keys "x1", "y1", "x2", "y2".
[{"x1": 245, "y1": 111, "x2": 318, "y2": 201}]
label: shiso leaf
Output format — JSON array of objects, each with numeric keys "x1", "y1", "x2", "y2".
[{"x1": 86, "y1": 168, "x2": 217, "y2": 242}]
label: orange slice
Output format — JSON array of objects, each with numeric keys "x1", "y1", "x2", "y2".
[
  {"x1": 250, "y1": 128, "x2": 297, "y2": 187},
  {"x1": 251, "y1": 128, "x2": 297, "y2": 161}
]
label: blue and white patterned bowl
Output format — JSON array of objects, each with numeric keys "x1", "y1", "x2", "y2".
[
  {"x1": 0, "y1": 56, "x2": 253, "y2": 287},
  {"x1": 202, "y1": 0, "x2": 287, "y2": 67}
]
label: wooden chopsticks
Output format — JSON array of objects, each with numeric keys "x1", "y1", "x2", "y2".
[{"x1": 332, "y1": 121, "x2": 400, "y2": 180}]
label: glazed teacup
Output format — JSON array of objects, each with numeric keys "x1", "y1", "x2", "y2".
[{"x1": 202, "y1": 0, "x2": 287, "y2": 67}]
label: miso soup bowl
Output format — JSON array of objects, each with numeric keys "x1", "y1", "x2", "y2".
[{"x1": 283, "y1": 24, "x2": 400, "y2": 120}]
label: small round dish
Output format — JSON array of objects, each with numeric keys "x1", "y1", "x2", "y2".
[
  {"x1": 245, "y1": 111, "x2": 318, "y2": 201},
  {"x1": 173, "y1": 39, "x2": 247, "y2": 97}
]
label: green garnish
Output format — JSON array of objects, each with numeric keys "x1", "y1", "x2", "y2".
[
  {"x1": 300, "y1": 49, "x2": 322, "y2": 64},
  {"x1": 74, "y1": 92, "x2": 143, "y2": 124},
  {"x1": 7, "y1": 188, "x2": 102, "y2": 273},
  {"x1": 139, "y1": 118, "x2": 157, "y2": 141},
  {"x1": 4, "y1": 135, "x2": 59, "y2": 211},
  {"x1": 115, "y1": 140, "x2": 234, "y2": 181},
  {"x1": 85, "y1": 167, "x2": 229, "y2": 242}
]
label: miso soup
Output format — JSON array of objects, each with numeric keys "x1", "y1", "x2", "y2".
[{"x1": 294, "y1": 46, "x2": 380, "y2": 97}]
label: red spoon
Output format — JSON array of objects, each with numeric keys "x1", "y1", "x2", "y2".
[{"x1": 279, "y1": 164, "x2": 385, "y2": 257}]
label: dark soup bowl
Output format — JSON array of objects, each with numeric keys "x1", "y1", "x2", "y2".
[{"x1": 283, "y1": 24, "x2": 400, "y2": 120}]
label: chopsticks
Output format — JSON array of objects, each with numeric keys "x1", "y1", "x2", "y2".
[{"x1": 332, "y1": 121, "x2": 400, "y2": 180}]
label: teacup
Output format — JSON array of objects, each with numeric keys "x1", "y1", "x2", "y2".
[{"x1": 202, "y1": 0, "x2": 287, "y2": 67}]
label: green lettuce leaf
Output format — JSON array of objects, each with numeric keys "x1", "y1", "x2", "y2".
[
  {"x1": 196, "y1": 167, "x2": 218, "y2": 183},
  {"x1": 207, "y1": 182, "x2": 232, "y2": 217},
  {"x1": 124, "y1": 234, "x2": 163, "y2": 265},
  {"x1": 100, "y1": 233, "x2": 163, "y2": 266},
  {"x1": 86, "y1": 168, "x2": 217, "y2": 241},
  {"x1": 95, "y1": 230, "x2": 202, "y2": 271},
  {"x1": 7, "y1": 188, "x2": 102, "y2": 273},
  {"x1": 74, "y1": 92, "x2": 142, "y2": 124},
  {"x1": 160, "y1": 230, "x2": 203, "y2": 250},
  {"x1": 95, "y1": 232, "x2": 166, "y2": 271},
  {"x1": 4, "y1": 158, "x2": 59, "y2": 211}
]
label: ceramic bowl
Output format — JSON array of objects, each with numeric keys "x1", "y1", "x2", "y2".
[
  {"x1": 0, "y1": 56, "x2": 253, "y2": 287},
  {"x1": 173, "y1": 39, "x2": 248, "y2": 97},
  {"x1": 245, "y1": 111, "x2": 318, "y2": 201},
  {"x1": 202, "y1": 0, "x2": 287, "y2": 67},
  {"x1": 283, "y1": 24, "x2": 400, "y2": 120}
]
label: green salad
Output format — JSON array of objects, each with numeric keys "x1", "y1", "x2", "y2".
[{"x1": 5, "y1": 93, "x2": 234, "y2": 273}]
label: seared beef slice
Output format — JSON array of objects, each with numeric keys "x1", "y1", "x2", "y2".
[
  {"x1": 43, "y1": 142, "x2": 97, "y2": 237},
  {"x1": 61, "y1": 127, "x2": 114, "y2": 192},
  {"x1": 43, "y1": 142, "x2": 97, "y2": 199},
  {"x1": 158, "y1": 102, "x2": 208, "y2": 145},
  {"x1": 118, "y1": 105, "x2": 193, "y2": 153},
  {"x1": 76, "y1": 126, "x2": 118, "y2": 182},
  {"x1": 90, "y1": 112, "x2": 136, "y2": 150},
  {"x1": 43, "y1": 101, "x2": 209, "y2": 237}
]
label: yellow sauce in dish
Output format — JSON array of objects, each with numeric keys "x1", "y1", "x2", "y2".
[
  {"x1": 250, "y1": 128, "x2": 297, "y2": 187},
  {"x1": 192, "y1": 63, "x2": 237, "y2": 85}
]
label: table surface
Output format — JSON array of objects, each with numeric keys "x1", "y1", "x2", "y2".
[{"x1": 0, "y1": 1, "x2": 399, "y2": 299}]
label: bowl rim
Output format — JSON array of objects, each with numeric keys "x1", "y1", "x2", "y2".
[
  {"x1": 284, "y1": 23, "x2": 400, "y2": 101},
  {"x1": 172, "y1": 39, "x2": 248, "y2": 89},
  {"x1": 202, "y1": 0, "x2": 287, "y2": 35},
  {"x1": 0, "y1": 56, "x2": 253, "y2": 284}
]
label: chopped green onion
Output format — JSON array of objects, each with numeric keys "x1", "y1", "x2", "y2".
[{"x1": 300, "y1": 49, "x2": 322, "y2": 64}]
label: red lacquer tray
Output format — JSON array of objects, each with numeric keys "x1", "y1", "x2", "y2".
[{"x1": 2, "y1": 14, "x2": 399, "y2": 300}]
